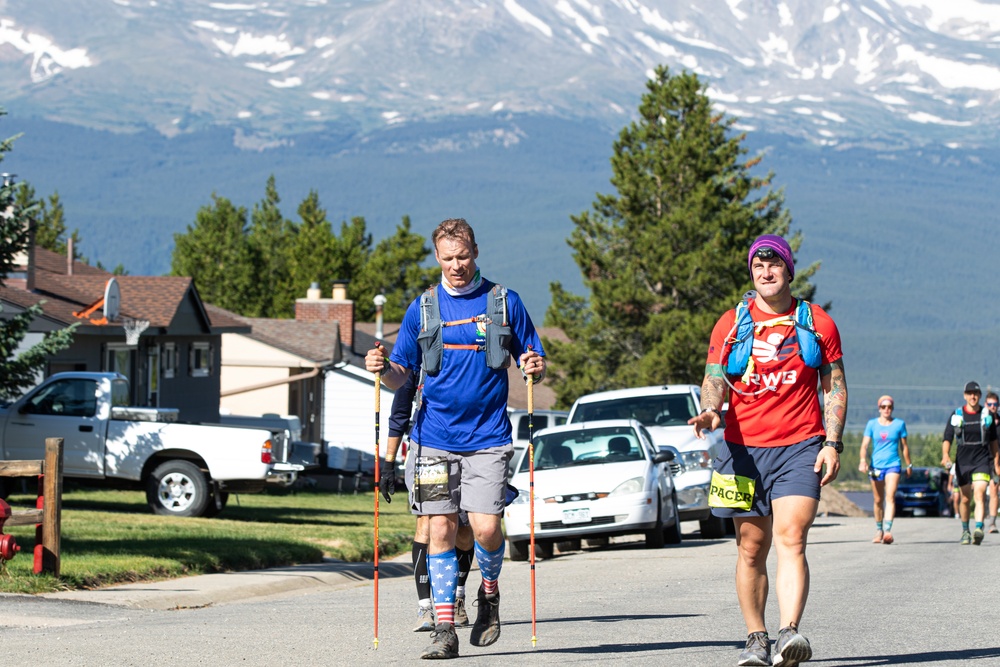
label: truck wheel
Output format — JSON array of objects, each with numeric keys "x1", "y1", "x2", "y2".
[
  {"x1": 508, "y1": 539, "x2": 529, "y2": 562},
  {"x1": 146, "y1": 460, "x2": 211, "y2": 517},
  {"x1": 534, "y1": 540, "x2": 555, "y2": 560},
  {"x1": 664, "y1": 493, "x2": 683, "y2": 545}
]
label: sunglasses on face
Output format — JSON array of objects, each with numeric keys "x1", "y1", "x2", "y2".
[
  {"x1": 988, "y1": 402, "x2": 999, "y2": 407},
  {"x1": 879, "y1": 404, "x2": 893, "y2": 409}
]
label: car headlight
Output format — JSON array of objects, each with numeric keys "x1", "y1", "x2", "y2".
[
  {"x1": 610, "y1": 477, "x2": 644, "y2": 497},
  {"x1": 510, "y1": 489, "x2": 530, "y2": 504},
  {"x1": 681, "y1": 450, "x2": 711, "y2": 470}
]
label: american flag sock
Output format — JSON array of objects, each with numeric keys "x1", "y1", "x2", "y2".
[
  {"x1": 427, "y1": 548, "x2": 458, "y2": 625},
  {"x1": 474, "y1": 541, "x2": 505, "y2": 595}
]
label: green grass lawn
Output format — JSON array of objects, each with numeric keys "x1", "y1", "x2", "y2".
[{"x1": 0, "y1": 486, "x2": 415, "y2": 594}]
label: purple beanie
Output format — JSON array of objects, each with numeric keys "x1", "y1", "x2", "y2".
[{"x1": 748, "y1": 234, "x2": 795, "y2": 279}]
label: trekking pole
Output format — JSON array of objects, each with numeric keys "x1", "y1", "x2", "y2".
[
  {"x1": 373, "y1": 343, "x2": 382, "y2": 650},
  {"x1": 527, "y1": 366, "x2": 538, "y2": 647}
]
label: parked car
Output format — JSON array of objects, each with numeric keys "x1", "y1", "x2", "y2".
[
  {"x1": 220, "y1": 413, "x2": 321, "y2": 471},
  {"x1": 504, "y1": 419, "x2": 680, "y2": 560},
  {"x1": 895, "y1": 466, "x2": 950, "y2": 517},
  {"x1": 507, "y1": 409, "x2": 569, "y2": 477},
  {"x1": 567, "y1": 385, "x2": 730, "y2": 538}
]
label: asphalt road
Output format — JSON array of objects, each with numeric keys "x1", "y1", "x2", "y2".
[{"x1": 1, "y1": 516, "x2": 997, "y2": 666}]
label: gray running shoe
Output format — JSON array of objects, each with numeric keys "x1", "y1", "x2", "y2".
[
  {"x1": 453, "y1": 596, "x2": 469, "y2": 626},
  {"x1": 973, "y1": 528, "x2": 984, "y2": 545},
  {"x1": 469, "y1": 586, "x2": 501, "y2": 647},
  {"x1": 772, "y1": 626, "x2": 811, "y2": 667},
  {"x1": 414, "y1": 605, "x2": 435, "y2": 632},
  {"x1": 420, "y1": 623, "x2": 459, "y2": 660},
  {"x1": 738, "y1": 631, "x2": 771, "y2": 666},
  {"x1": 961, "y1": 530, "x2": 972, "y2": 545}
]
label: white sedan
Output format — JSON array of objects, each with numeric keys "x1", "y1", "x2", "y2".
[{"x1": 504, "y1": 419, "x2": 681, "y2": 560}]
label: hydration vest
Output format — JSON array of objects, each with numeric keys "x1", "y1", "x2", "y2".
[
  {"x1": 416, "y1": 283, "x2": 512, "y2": 376},
  {"x1": 721, "y1": 292, "x2": 823, "y2": 384},
  {"x1": 950, "y1": 408, "x2": 993, "y2": 447}
]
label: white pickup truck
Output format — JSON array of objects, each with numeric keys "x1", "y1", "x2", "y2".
[
  {"x1": 567, "y1": 384, "x2": 730, "y2": 538},
  {"x1": 0, "y1": 372, "x2": 302, "y2": 517}
]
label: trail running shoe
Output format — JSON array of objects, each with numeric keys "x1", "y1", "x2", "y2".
[
  {"x1": 871, "y1": 530, "x2": 883, "y2": 544},
  {"x1": 453, "y1": 596, "x2": 469, "y2": 626},
  {"x1": 989, "y1": 523, "x2": 998, "y2": 534},
  {"x1": 414, "y1": 605, "x2": 435, "y2": 632},
  {"x1": 961, "y1": 530, "x2": 972, "y2": 545},
  {"x1": 469, "y1": 586, "x2": 501, "y2": 647},
  {"x1": 974, "y1": 528, "x2": 985, "y2": 545},
  {"x1": 881, "y1": 532, "x2": 894, "y2": 545},
  {"x1": 420, "y1": 623, "x2": 459, "y2": 660},
  {"x1": 772, "y1": 626, "x2": 812, "y2": 667},
  {"x1": 738, "y1": 631, "x2": 771, "y2": 666}
]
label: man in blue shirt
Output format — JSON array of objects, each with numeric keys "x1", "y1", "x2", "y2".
[{"x1": 366, "y1": 218, "x2": 546, "y2": 660}]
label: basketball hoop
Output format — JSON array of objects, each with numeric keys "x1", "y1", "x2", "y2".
[{"x1": 123, "y1": 318, "x2": 150, "y2": 346}]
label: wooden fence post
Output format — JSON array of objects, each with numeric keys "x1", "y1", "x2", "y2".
[{"x1": 34, "y1": 438, "x2": 63, "y2": 576}]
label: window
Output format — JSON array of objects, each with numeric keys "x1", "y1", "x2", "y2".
[
  {"x1": 147, "y1": 345, "x2": 160, "y2": 406},
  {"x1": 189, "y1": 342, "x2": 212, "y2": 377},
  {"x1": 162, "y1": 343, "x2": 178, "y2": 379},
  {"x1": 24, "y1": 379, "x2": 98, "y2": 417},
  {"x1": 105, "y1": 344, "x2": 134, "y2": 385}
]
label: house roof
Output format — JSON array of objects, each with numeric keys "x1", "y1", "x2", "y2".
[
  {"x1": 0, "y1": 246, "x2": 250, "y2": 334},
  {"x1": 206, "y1": 303, "x2": 342, "y2": 365}
]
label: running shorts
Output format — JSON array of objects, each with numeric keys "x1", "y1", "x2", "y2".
[
  {"x1": 405, "y1": 441, "x2": 513, "y2": 516},
  {"x1": 955, "y1": 461, "x2": 992, "y2": 487},
  {"x1": 709, "y1": 436, "x2": 823, "y2": 518},
  {"x1": 869, "y1": 465, "x2": 901, "y2": 482}
]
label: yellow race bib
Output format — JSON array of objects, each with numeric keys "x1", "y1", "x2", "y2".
[{"x1": 708, "y1": 471, "x2": 756, "y2": 510}]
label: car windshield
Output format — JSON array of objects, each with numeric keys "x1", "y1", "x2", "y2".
[
  {"x1": 898, "y1": 468, "x2": 942, "y2": 490},
  {"x1": 572, "y1": 394, "x2": 697, "y2": 427},
  {"x1": 518, "y1": 425, "x2": 645, "y2": 473}
]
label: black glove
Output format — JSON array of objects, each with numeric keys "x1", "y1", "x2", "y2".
[{"x1": 379, "y1": 460, "x2": 397, "y2": 503}]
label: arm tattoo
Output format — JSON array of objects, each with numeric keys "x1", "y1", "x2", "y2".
[
  {"x1": 822, "y1": 359, "x2": 847, "y2": 441},
  {"x1": 701, "y1": 374, "x2": 727, "y2": 411}
]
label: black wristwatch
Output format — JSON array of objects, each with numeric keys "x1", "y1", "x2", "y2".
[
  {"x1": 823, "y1": 440, "x2": 844, "y2": 453},
  {"x1": 701, "y1": 407, "x2": 722, "y2": 418}
]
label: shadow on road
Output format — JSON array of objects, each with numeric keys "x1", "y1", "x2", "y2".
[{"x1": 814, "y1": 646, "x2": 1000, "y2": 665}]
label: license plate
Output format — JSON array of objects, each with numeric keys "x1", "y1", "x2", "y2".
[
  {"x1": 562, "y1": 508, "x2": 591, "y2": 524},
  {"x1": 912, "y1": 508, "x2": 927, "y2": 517}
]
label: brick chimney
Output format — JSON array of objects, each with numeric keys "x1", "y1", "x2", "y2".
[{"x1": 295, "y1": 280, "x2": 354, "y2": 350}]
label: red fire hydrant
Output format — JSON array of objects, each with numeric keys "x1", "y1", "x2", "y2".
[{"x1": 0, "y1": 498, "x2": 20, "y2": 563}]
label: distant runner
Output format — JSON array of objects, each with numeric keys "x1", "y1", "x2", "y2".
[
  {"x1": 859, "y1": 395, "x2": 910, "y2": 545},
  {"x1": 986, "y1": 392, "x2": 1000, "y2": 533},
  {"x1": 941, "y1": 381, "x2": 1000, "y2": 545}
]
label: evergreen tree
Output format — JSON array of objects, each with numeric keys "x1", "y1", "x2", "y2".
[
  {"x1": 0, "y1": 128, "x2": 77, "y2": 399},
  {"x1": 351, "y1": 215, "x2": 438, "y2": 321},
  {"x1": 16, "y1": 184, "x2": 83, "y2": 259},
  {"x1": 545, "y1": 66, "x2": 819, "y2": 407},
  {"x1": 247, "y1": 175, "x2": 293, "y2": 317},
  {"x1": 170, "y1": 194, "x2": 256, "y2": 313},
  {"x1": 284, "y1": 190, "x2": 340, "y2": 307}
]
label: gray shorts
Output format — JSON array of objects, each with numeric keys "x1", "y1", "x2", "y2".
[{"x1": 404, "y1": 441, "x2": 513, "y2": 516}]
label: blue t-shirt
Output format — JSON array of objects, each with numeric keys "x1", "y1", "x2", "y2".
[
  {"x1": 864, "y1": 417, "x2": 908, "y2": 469},
  {"x1": 390, "y1": 280, "x2": 544, "y2": 452}
]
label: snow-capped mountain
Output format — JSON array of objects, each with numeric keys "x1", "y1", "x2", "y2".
[{"x1": 2, "y1": 0, "x2": 1000, "y2": 148}]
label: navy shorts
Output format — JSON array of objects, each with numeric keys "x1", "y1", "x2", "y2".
[
  {"x1": 710, "y1": 436, "x2": 823, "y2": 518},
  {"x1": 869, "y1": 465, "x2": 901, "y2": 482}
]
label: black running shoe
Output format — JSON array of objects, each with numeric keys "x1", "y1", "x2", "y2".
[
  {"x1": 738, "y1": 631, "x2": 771, "y2": 666},
  {"x1": 469, "y1": 586, "x2": 501, "y2": 647},
  {"x1": 420, "y1": 623, "x2": 459, "y2": 660},
  {"x1": 772, "y1": 626, "x2": 811, "y2": 666}
]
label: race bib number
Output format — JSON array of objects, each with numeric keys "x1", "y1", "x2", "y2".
[
  {"x1": 414, "y1": 456, "x2": 450, "y2": 503},
  {"x1": 708, "y1": 471, "x2": 756, "y2": 510}
]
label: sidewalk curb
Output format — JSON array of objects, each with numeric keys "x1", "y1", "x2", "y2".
[{"x1": 40, "y1": 556, "x2": 413, "y2": 611}]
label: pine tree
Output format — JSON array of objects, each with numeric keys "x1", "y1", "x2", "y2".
[
  {"x1": 170, "y1": 194, "x2": 256, "y2": 313},
  {"x1": 284, "y1": 190, "x2": 341, "y2": 307},
  {"x1": 247, "y1": 175, "x2": 293, "y2": 317},
  {"x1": 545, "y1": 66, "x2": 819, "y2": 407},
  {"x1": 0, "y1": 128, "x2": 77, "y2": 399}
]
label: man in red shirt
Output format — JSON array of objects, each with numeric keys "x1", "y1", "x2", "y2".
[{"x1": 688, "y1": 234, "x2": 847, "y2": 667}]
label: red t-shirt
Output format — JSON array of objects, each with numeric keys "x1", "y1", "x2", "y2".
[{"x1": 706, "y1": 298, "x2": 843, "y2": 447}]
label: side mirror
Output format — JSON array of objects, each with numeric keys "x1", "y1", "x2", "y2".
[{"x1": 653, "y1": 450, "x2": 675, "y2": 464}]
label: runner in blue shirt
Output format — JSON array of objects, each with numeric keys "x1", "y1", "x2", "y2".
[
  {"x1": 366, "y1": 218, "x2": 545, "y2": 660},
  {"x1": 859, "y1": 395, "x2": 911, "y2": 545}
]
